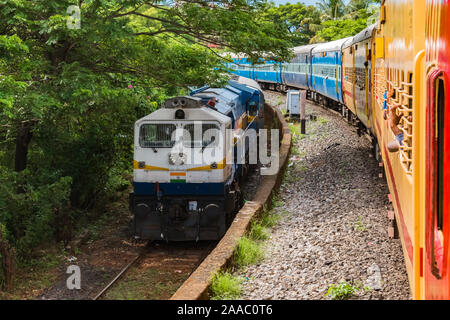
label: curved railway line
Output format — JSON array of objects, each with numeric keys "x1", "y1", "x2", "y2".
[
  {"x1": 92, "y1": 241, "x2": 216, "y2": 300},
  {"x1": 91, "y1": 159, "x2": 264, "y2": 300}
]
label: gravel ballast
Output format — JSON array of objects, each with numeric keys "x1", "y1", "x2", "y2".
[{"x1": 238, "y1": 91, "x2": 411, "y2": 300}]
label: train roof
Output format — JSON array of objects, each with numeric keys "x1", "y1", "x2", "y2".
[
  {"x1": 233, "y1": 76, "x2": 261, "y2": 91},
  {"x1": 311, "y1": 37, "x2": 353, "y2": 53},
  {"x1": 351, "y1": 23, "x2": 377, "y2": 44},
  {"x1": 293, "y1": 44, "x2": 316, "y2": 55},
  {"x1": 135, "y1": 105, "x2": 231, "y2": 125}
]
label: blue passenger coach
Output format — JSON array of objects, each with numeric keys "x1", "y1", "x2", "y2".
[
  {"x1": 252, "y1": 59, "x2": 282, "y2": 88},
  {"x1": 311, "y1": 38, "x2": 351, "y2": 104},
  {"x1": 282, "y1": 45, "x2": 316, "y2": 91},
  {"x1": 228, "y1": 55, "x2": 254, "y2": 79},
  {"x1": 226, "y1": 54, "x2": 283, "y2": 91}
]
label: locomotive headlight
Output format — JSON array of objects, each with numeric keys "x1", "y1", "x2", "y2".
[
  {"x1": 179, "y1": 152, "x2": 186, "y2": 165},
  {"x1": 168, "y1": 153, "x2": 187, "y2": 165},
  {"x1": 210, "y1": 162, "x2": 218, "y2": 169},
  {"x1": 168, "y1": 153, "x2": 176, "y2": 165}
]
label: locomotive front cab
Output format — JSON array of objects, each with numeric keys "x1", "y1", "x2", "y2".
[{"x1": 130, "y1": 96, "x2": 236, "y2": 241}]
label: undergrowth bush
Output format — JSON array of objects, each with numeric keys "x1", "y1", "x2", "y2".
[
  {"x1": 210, "y1": 271, "x2": 242, "y2": 300},
  {"x1": 233, "y1": 236, "x2": 264, "y2": 267},
  {"x1": 0, "y1": 166, "x2": 72, "y2": 259}
]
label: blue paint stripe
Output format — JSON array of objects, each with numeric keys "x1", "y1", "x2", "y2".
[{"x1": 133, "y1": 182, "x2": 225, "y2": 196}]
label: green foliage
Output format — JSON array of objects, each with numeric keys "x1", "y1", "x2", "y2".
[
  {"x1": 312, "y1": 1, "x2": 379, "y2": 43},
  {"x1": 249, "y1": 221, "x2": 269, "y2": 241},
  {"x1": 259, "y1": 210, "x2": 281, "y2": 229},
  {"x1": 313, "y1": 16, "x2": 369, "y2": 42},
  {"x1": 264, "y1": 0, "x2": 379, "y2": 44},
  {"x1": 210, "y1": 271, "x2": 242, "y2": 300},
  {"x1": 317, "y1": 0, "x2": 346, "y2": 20},
  {"x1": 233, "y1": 236, "x2": 264, "y2": 267},
  {"x1": 325, "y1": 280, "x2": 359, "y2": 300},
  {"x1": 353, "y1": 216, "x2": 368, "y2": 232},
  {"x1": 0, "y1": 0, "x2": 293, "y2": 262},
  {"x1": 265, "y1": 3, "x2": 321, "y2": 46},
  {"x1": 318, "y1": 116, "x2": 329, "y2": 124},
  {"x1": 271, "y1": 194, "x2": 284, "y2": 208},
  {"x1": 0, "y1": 167, "x2": 72, "y2": 256}
]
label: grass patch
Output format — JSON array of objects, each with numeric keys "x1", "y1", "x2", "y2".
[
  {"x1": 104, "y1": 268, "x2": 188, "y2": 300},
  {"x1": 288, "y1": 122, "x2": 306, "y2": 144},
  {"x1": 276, "y1": 96, "x2": 283, "y2": 106},
  {"x1": 260, "y1": 210, "x2": 281, "y2": 228},
  {"x1": 233, "y1": 237, "x2": 264, "y2": 267},
  {"x1": 325, "y1": 280, "x2": 359, "y2": 300},
  {"x1": 283, "y1": 168, "x2": 296, "y2": 184},
  {"x1": 0, "y1": 244, "x2": 66, "y2": 300},
  {"x1": 318, "y1": 116, "x2": 329, "y2": 124},
  {"x1": 248, "y1": 209, "x2": 282, "y2": 241},
  {"x1": 271, "y1": 194, "x2": 284, "y2": 208},
  {"x1": 210, "y1": 271, "x2": 242, "y2": 300},
  {"x1": 291, "y1": 146, "x2": 300, "y2": 155},
  {"x1": 288, "y1": 122, "x2": 300, "y2": 135},
  {"x1": 249, "y1": 221, "x2": 269, "y2": 241},
  {"x1": 353, "y1": 216, "x2": 367, "y2": 232},
  {"x1": 209, "y1": 193, "x2": 285, "y2": 300}
]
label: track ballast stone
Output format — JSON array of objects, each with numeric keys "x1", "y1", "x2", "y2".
[{"x1": 239, "y1": 92, "x2": 411, "y2": 300}]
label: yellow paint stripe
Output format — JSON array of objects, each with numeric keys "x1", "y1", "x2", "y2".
[
  {"x1": 133, "y1": 160, "x2": 169, "y2": 171},
  {"x1": 186, "y1": 158, "x2": 228, "y2": 171}
]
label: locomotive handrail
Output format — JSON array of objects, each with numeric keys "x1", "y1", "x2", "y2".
[{"x1": 231, "y1": 113, "x2": 259, "y2": 147}]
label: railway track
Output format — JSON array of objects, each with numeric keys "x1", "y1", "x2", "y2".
[
  {"x1": 90, "y1": 166, "x2": 262, "y2": 300},
  {"x1": 92, "y1": 241, "x2": 216, "y2": 300}
]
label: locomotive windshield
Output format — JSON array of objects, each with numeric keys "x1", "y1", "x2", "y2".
[
  {"x1": 139, "y1": 124, "x2": 176, "y2": 148},
  {"x1": 139, "y1": 122, "x2": 221, "y2": 148},
  {"x1": 183, "y1": 123, "x2": 220, "y2": 148}
]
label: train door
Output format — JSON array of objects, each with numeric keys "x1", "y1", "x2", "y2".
[
  {"x1": 424, "y1": 69, "x2": 450, "y2": 299},
  {"x1": 342, "y1": 46, "x2": 355, "y2": 114},
  {"x1": 277, "y1": 63, "x2": 282, "y2": 86},
  {"x1": 354, "y1": 43, "x2": 369, "y2": 127},
  {"x1": 306, "y1": 55, "x2": 310, "y2": 89},
  {"x1": 335, "y1": 51, "x2": 340, "y2": 102},
  {"x1": 365, "y1": 41, "x2": 372, "y2": 131}
]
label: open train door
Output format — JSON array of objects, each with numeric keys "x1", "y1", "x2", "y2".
[{"x1": 424, "y1": 68, "x2": 450, "y2": 299}]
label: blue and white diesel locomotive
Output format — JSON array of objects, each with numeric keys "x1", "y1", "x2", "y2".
[{"x1": 130, "y1": 77, "x2": 264, "y2": 241}]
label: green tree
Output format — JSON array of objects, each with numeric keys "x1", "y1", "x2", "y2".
[
  {"x1": 317, "y1": 0, "x2": 345, "y2": 20},
  {"x1": 311, "y1": 18, "x2": 369, "y2": 42},
  {"x1": 0, "y1": 0, "x2": 292, "y2": 260},
  {"x1": 265, "y1": 2, "x2": 321, "y2": 46},
  {"x1": 311, "y1": 0, "x2": 379, "y2": 43}
]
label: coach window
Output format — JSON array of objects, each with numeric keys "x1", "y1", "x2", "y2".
[
  {"x1": 139, "y1": 124, "x2": 176, "y2": 148},
  {"x1": 436, "y1": 78, "x2": 445, "y2": 230}
]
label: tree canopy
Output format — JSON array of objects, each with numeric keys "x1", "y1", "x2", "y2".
[
  {"x1": 0, "y1": 0, "x2": 294, "y2": 263},
  {"x1": 266, "y1": 0, "x2": 380, "y2": 45}
]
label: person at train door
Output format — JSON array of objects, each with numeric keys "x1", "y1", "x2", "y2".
[{"x1": 383, "y1": 88, "x2": 404, "y2": 152}]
